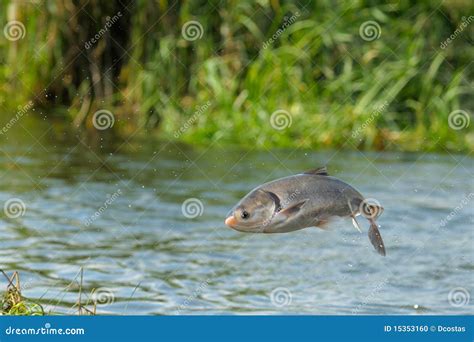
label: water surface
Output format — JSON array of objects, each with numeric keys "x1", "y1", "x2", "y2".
[{"x1": 0, "y1": 119, "x2": 472, "y2": 315}]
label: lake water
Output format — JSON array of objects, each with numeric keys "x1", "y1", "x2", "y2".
[{"x1": 0, "y1": 121, "x2": 472, "y2": 315}]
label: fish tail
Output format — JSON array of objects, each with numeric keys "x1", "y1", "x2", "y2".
[{"x1": 368, "y1": 219, "x2": 386, "y2": 256}]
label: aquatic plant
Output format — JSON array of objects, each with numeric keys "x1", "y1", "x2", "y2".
[
  {"x1": 0, "y1": 270, "x2": 44, "y2": 315},
  {"x1": 0, "y1": 268, "x2": 114, "y2": 315},
  {"x1": 0, "y1": 0, "x2": 472, "y2": 151}
]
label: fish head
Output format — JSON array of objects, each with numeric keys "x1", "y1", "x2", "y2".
[{"x1": 225, "y1": 189, "x2": 277, "y2": 232}]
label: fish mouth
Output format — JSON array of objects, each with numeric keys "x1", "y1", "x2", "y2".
[
  {"x1": 225, "y1": 215, "x2": 261, "y2": 233},
  {"x1": 225, "y1": 215, "x2": 238, "y2": 228}
]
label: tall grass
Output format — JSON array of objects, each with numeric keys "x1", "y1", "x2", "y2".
[
  {"x1": 0, "y1": 268, "x2": 109, "y2": 315},
  {"x1": 0, "y1": 0, "x2": 472, "y2": 152},
  {"x1": 1, "y1": 271, "x2": 43, "y2": 315}
]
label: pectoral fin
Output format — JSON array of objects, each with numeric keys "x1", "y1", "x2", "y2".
[
  {"x1": 314, "y1": 219, "x2": 330, "y2": 230},
  {"x1": 351, "y1": 216, "x2": 362, "y2": 233},
  {"x1": 279, "y1": 200, "x2": 308, "y2": 218}
]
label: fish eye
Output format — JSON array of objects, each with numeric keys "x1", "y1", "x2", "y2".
[{"x1": 240, "y1": 210, "x2": 250, "y2": 219}]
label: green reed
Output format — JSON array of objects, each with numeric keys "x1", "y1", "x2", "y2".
[{"x1": 0, "y1": 0, "x2": 472, "y2": 152}]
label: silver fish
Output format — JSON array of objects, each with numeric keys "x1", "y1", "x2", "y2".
[{"x1": 225, "y1": 166, "x2": 386, "y2": 256}]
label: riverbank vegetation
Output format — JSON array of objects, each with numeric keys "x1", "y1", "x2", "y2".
[
  {"x1": 0, "y1": 0, "x2": 472, "y2": 152},
  {"x1": 1, "y1": 271, "x2": 43, "y2": 315},
  {"x1": 0, "y1": 269, "x2": 100, "y2": 316}
]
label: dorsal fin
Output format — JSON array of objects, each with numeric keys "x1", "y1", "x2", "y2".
[{"x1": 303, "y1": 166, "x2": 328, "y2": 176}]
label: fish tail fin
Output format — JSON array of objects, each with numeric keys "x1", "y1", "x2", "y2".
[{"x1": 368, "y1": 218, "x2": 386, "y2": 256}]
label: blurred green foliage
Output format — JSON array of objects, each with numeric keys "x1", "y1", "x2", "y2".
[{"x1": 0, "y1": 0, "x2": 472, "y2": 151}]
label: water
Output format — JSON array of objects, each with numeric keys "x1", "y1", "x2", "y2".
[{"x1": 0, "y1": 120, "x2": 472, "y2": 315}]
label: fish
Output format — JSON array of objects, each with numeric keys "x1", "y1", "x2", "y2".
[{"x1": 224, "y1": 166, "x2": 386, "y2": 256}]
